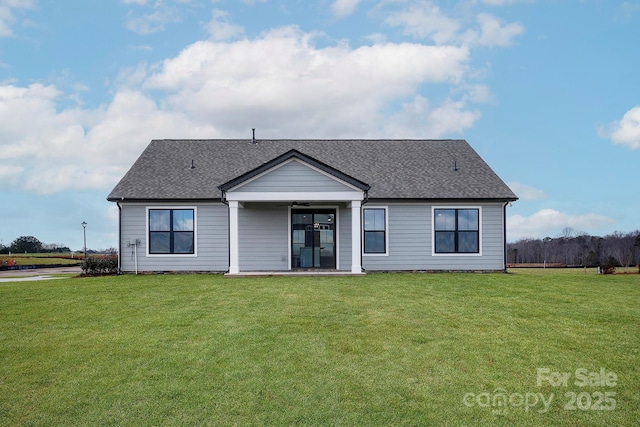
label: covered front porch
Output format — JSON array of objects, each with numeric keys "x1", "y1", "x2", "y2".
[
  {"x1": 218, "y1": 149, "x2": 370, "y2": 276},
  {"x1": 224, "y1": 200, "x2": 365, "y2": 276}
]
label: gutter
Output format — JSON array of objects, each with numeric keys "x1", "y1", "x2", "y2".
[
  {"x1": 503, "y1": 201, "x2": 509, "y2": 272},
  {"x1": 116, "y1": 199, "x2": 123, "y2": 273}
]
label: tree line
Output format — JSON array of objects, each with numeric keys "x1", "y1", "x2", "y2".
[
  {"x1": 507, "y1": 228, "x2": 640, "y2": 268},
  {"x1": 0, "y1": 236, "x2": 71, "y2": 254}
]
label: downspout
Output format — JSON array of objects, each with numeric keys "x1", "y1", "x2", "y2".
[
  {"x1": 117, "y1": 199, "x2": 123, "y2": 274},
  {"x1": 503, "y1": 201, "x2": 509, "y2": 272}
]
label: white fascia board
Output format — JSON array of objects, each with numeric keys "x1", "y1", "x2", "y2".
[{"x1": 225, "y1": 191, "x2": 364, "y2": 202}]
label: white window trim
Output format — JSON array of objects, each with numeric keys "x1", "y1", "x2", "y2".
[
  {"x1": 146, "y1": 206, "x2": 198, "y2": 257},
  {"x1": 431, "y1": 206, "x2": 482, "y2": 257},
  {"x1": 362, "y1": 206, "x2": 389, "y2": 257}
]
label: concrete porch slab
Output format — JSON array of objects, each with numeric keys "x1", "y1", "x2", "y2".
[{"x1": 225, "y1": 270, "x2": 366, "y2": 277}]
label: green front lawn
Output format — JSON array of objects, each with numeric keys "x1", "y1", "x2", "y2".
[
  {"x1": 0, "y1": 270, "x2": 638, "y2": 426},
  {"x1": 1, "y1": 253, "x2": 81, "y2": 266}
]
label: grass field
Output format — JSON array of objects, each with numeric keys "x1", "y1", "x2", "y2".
[
  {"x1": 1, "y1": 253, "x2": 81, "y2": 266},
  {"x1": 0, "y1": 270, "x2": 638, "y2": 426}
]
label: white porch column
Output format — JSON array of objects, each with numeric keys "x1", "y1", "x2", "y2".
[
  {"x1": 228, "y1": 200, "x2": 240, "y2": 274},
  {"x1": 350, "y1": 200, "x2": 362, "y2": 273}
]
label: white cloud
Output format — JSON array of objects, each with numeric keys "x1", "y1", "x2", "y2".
[
  {"x1": 599, "y1": 105, "x2": 640, "y2": 150},
  {"x1": 331, "y1": 0, "x2": 362, "y2": 19},
  {"x1": 507, "y1": 182, "x2": 546, "y2": 201},
  {"x1": 144, "y1": 26, "x2": 471, "y2": 137},
  {"x1": 382, "y1": 96, "x2": 481, "y2": 138},
  {"x1": 508, "y1": 209, "x2": 615, "y2": 241},
  {"x1": 482, "y1": 0, "x2": 524, "y2": 5},
  {"x1": 620, "y1": 2, "x2": 640, "y2": 19},
  {"x1": 122, "y1": 1, "x2": 195, "y2": 35},
  {"x1": 461, "y1": 13, "x2": 524, "y2": 46},
  {"x1": 205, "y1": 9, "x2": 244, "y2": 41},
  {"x1": 0, "y1": 83, "x2": 217, "y2": 194},
  {"x1": 0, "y1": 164, "x2": 23, "y2": 184},
  {"x1": 0, "y1": 25, "x2": 480, "y2": 194},
  {"x1": 124, "y1": 8, "x2": 175, "y2": 35},
  {"x1": 460, "y1": 84, "x2": 494, "y2": 104},
  {"x1": 105, "y1": 205, "x2": 120, "y2": 225},
  {"x1": 0, "y1": 0, "x2": 35, "y2": 37},
  {"x1": 383, "y1": 3, "x2": 523, "y2": 47},
  {"x1": 384, "y1": 1, "x2": 460, "y2": 45}
]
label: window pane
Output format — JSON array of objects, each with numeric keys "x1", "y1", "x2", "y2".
[
  {"x1": 458, "y1": 209, "x2": 479, "y2": 231},
  {"x1": 458, "y1": 232, "x2": 479, "y2": 253},
  {"x1": 293, "y1": 213, "x2": 312, "y2": 224},
  {"x1": 173, "y1": 210, "x2": 194, "y2": 231},
  {"x1": 174, "y1": 232, "x2": 194, "y2": 253},
  {"x1": 435, "y1": 209, "x2": 456, "y2": 231},
  {"x1": 364, "y1": 209, "x2": 385, "y2": 231},
  {"x1": 149, "y1": 210, "x2": 170, "y2": 231},
  {"x1": 364, "y1": 231, "x2": 385, "y2": 253},
  {"x1": 150, "y1": 232, "x2": 170, "y2": 253},
  {"x1": 435, "y1": 231, "x2": 455, "y2": 253}
]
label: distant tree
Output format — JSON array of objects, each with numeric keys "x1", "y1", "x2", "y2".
[
  {"x1": 507, "y1": 230, "x2": 640, "y2": 267},
  {"x1": 10, "y1": 236, "x2": 43, "y2": 254},
  {"x1": 560, "y1": 227, "x2": 576, "y2": 239},
  {"x1": 44, "y1": 244, "x2": 71, "y2": 253}
]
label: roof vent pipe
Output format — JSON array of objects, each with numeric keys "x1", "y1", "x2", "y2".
[
  {"x1": 252, "y1": 128, "x2": 256, "y2": 144},
  {"x1": 190, "y1": 159, "x2": 195, "y2": 169}
]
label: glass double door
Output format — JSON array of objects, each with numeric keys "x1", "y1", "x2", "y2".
[{"x1": 291, "y1": 209, "x2": 336, "y2": 269}]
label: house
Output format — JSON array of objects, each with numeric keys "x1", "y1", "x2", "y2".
[{"x1": 107, "y1": 139, "x2": 517, "y2": 275}]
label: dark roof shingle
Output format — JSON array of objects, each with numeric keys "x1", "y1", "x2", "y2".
[{"x1": 107, "y1": 139, "x2": 517, "y2": 201}]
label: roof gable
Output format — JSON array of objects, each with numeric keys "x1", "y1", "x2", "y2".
[{"x1": 219, "y1": 149, "x2": 370, "y2": 192}]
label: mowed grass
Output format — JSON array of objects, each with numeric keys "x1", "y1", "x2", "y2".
[
  {"x1": 0, "y1": 270, "x2": 638, "y2": 426},
  {"x1": 1, "y1": 253, "x2": 81, "y2": 266}
]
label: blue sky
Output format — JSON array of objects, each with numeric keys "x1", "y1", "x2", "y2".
[{"x1": 0, "y1": 0, "x2": 638, "y2": 251}]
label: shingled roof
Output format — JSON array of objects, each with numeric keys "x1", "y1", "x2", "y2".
[{"x1": 107, "y1": 139, "x2": 517, "y2": 201}]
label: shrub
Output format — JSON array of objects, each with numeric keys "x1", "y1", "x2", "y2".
[
  {"x1": 600, "y1": 264, "x2": 616, "y2": 275},
  {"x1": 81, "y1": 255, "x2": 118, "y2": 276}
]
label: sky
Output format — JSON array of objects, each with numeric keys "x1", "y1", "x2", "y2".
[{"x1": 0, "y1": 0, "x2": 638, "y2": 251}]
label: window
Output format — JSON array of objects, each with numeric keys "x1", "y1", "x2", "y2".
[
  {"x1": 149, "y1": 208, "x2": 195, "y2": 254},
  {"x1": 363, "y1": 208, "x2": 387, "y2": 254},
  {"x1": 434, "y1": 208, "x2": 479, "y2": 254}
]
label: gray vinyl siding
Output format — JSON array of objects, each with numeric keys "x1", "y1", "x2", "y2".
[
  {"x1": 119, "y1": 202, "x2": 228, "y2": 272},
  {"x1": 238, "y1": 205, "x2": 289, "y2": 271},
  {"x1": 118, "y1": 201, "x2": 505, "y2": 273},
  {"x1": 233, "y1": 159, "x2": 356, "y2": 193},
  {"x1": 363, "y1": 203, "x2": 505, "y2": 271}
]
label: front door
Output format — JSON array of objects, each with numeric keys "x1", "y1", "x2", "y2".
[{"x1": 291, "y1": 209, "x2": 336, "y2": 269}]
